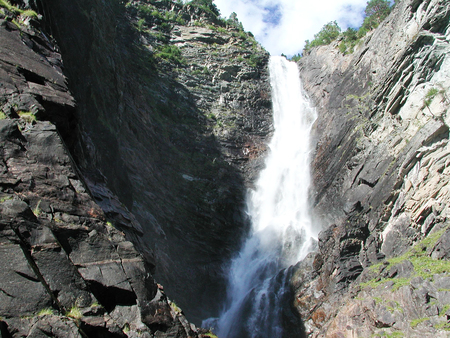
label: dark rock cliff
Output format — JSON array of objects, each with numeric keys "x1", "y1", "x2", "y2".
[
  {"x1": 39, "y1": 0, "x2": 271, "y2": 323},
  {"x1": 294, "y1": 0, "x2": 450, "y2": 336},
  {"x1": 0, "y1": 0, "x2": 271, "y2": 336}
]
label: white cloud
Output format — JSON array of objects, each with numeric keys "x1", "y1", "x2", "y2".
[{"x1": 214, "y1": 0, "x2": 368, "y2": 56}]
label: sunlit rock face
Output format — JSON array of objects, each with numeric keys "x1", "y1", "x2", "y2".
[{"x1": 294, "y1": 0, "x2": 450, "y2": 336}]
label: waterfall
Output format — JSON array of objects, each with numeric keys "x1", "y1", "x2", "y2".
[{"x1": 205, "y1": 56, "x2": 318, "y2": 337}]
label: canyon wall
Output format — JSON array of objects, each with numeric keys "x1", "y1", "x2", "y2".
[
  {"x1": 2, "y1": 0, "x2": 450, "y2": 336},
  {"x1": 41, "y1": 0, "x2": 272, "y2": 323},
  {"x1": 0, "y1": 0, "x2": 271, "y2": 336},
  {"x1": 294, "y1": 0, "x2": 450, "y2": 336}
]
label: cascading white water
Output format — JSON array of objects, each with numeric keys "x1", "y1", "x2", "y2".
[{"x1": 206, "y1": 56, "x2": 318, "y2": 337}]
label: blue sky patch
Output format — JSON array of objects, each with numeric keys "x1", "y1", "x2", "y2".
[{"x1": 262, "y1": 4, "x2": 282, "y2": 26}]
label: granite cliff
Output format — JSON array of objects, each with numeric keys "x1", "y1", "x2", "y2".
[{"x1": 293, "y1": 0, "x2": 450, "y2": 336}]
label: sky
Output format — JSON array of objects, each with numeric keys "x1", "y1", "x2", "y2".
[{"x1": 213, "y1": 0, "x2": 370, "y2": 56}]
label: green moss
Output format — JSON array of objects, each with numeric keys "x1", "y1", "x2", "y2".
[
  {"x1": 361, "y1": 227, "x2": 450, "y2": 291},
  {"x1": 434, "y1": 320, "x2": 450, "y2": 331},
  {"x1": 0, "y1": 0, "x2": 18, "y2": 13},
  {"x1": 32, "y1": 200, "x2": 41, "y2": 216},
  {"x1": 169, "y1": 301, "x2": 182, "y2": 314},
  {"x1": 21, "y1": 9, "x2": 38, "y2": 18},
  {"x1": 0, "y1": 195, "x2": 12, "y2": 203},
  {"x1": 386, "y1": 332, "x2": 405, "y2": 338},
  {"x1": 137, "y1": 18, "x2": 146, "y2": 31},
  {"x1": 410, "y1": 317, "x2": 430, "y2": 328}
]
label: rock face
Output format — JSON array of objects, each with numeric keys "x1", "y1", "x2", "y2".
[
  {"x1": 39, "y1": 0, "x2": 272, "y2": 323},
  {"x1": 0, "y1": 119, "x2": 199, "y2": 337},
  {"x1": 294, "y1": 0, "x2": 450, "y2": 336},
  {"x1": 0, "y1": 0, "x2": 272, "y2": 332},
  {"x1": 0, "y1": 6, "x2": 217, "y2": 336},
  {"x1": 5, "y1": 0, "x2": 450, "y2": 335}
]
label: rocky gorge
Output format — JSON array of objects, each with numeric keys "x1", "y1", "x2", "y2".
[{"x1": 0, "y1": 0, "x2": 450, "y2": 337}]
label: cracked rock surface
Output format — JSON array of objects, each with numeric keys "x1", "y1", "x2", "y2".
[{"x1": 294, "y1": 0, "x2": 450, "y2": 336}]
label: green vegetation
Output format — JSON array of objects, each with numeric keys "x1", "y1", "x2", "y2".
[
  {"x1": 304, "y1": 0, "x2": 393, "y2": 54},
  {"x1": 385, "y1": 332, "x2": 404, "y2": 338},
  {"x1": 203, "y1": 333, "x2": 219, "y2": 338},
  {"x1": 0, "y1": 0, "x2": 38, "y2": 18},
  {"x1": 338, "y1": 27, "x2": 359, "y2": 55},
  {"x1": 361, "y1": 227, "x2": 450, "y2": 290},
  {"x1": 386, "y1": 301, "x2": 404, "y2": 314},
  {"x1": 208, "y1": 24, "x2": 227, "y2": 34},
  {"x1": 434, "y1": 320, "x2": 450, "y2": 331},
  {"x1": 372, "y1": 331, "x2": 405, "y2": 338},
  {"x1": 137, "y1": 18, "x2": 146, "y2": 32},
  {"x1": 155, "y1": 45, "x2": 185, "y2": 64},
  {"x1": 360, "y1": 0, "x2": 392, "y2": 33},
  {"x1": 0, "y1": 195, "x2": 12, "y2": 203},
  {"x1": 187, "y1": 0, "x2": 220, "y2": 17},
  {"x1": 0, "y1": 111, "x2": 6, "y2": 119},
  {"x1": 246, "y1": 54, "x2": 262, "y2": 68},
  {"x1": 32, "y1": 200, "x2": 41, "y2": 216},
  {"x1": 192, "y1": 66, "x2": 210, "y2": 76},
  {"x1": 226, "y1": 12, "x2": 244, "y2": 31},
  {"x1": 133, "y1": 2, "x2": 185, "y2": 32},
  {"x1": 18, "y1": 111, "x2": 36, "y2": 123},
  {"x1": 37, "y1": 308, "x2": 54, "y2": 316},
  {"x1": 290, "y1": 53, "x2": 302, "y2": 62},
  {"x1": 410, "y1": 317, "x2": 430, "y2": 328},
  {"x1": 66, "y1": 306, "x2": 82, "y2": 320},
  {"x1": 304, "y1": 21, "x2": 341, "y2": 52},
  {"x1": 422, "y1": 87, "x2": 440, "y2": 112},
  {"x1": 169, "y1": 301, "x2": 182, "y2": 314}
]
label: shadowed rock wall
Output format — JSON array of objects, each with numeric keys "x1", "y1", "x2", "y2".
[
  {"x1": 37, "y1": 0, "x2": 271, "y2": 324},
  {"x1": 0, "y1": 0, "x2": 273, "y2": 334}
]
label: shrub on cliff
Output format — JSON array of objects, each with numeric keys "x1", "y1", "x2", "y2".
[
  {"x1": 338, "y1": 27, "x2": 359, "y2": 54},
  {"x1": 187, "y1": 0, "x2": 220, "y2": 17},
  {"x1": 303, "y1": 0, "x2": 393, "y2": 55},
  {"x1": 304, "y1": 21, "x2": 341, "y2": 52},
  {"x1": 155, "y1": 45, "x2": 185, "y2": 64}
]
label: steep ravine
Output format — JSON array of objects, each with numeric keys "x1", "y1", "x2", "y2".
[
  {"x1": 3, "y1": 0, "x2": 450, "y2": 336},
  {"x1": 294, "y1": 0, "x2": 450, "y2": 336}
]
